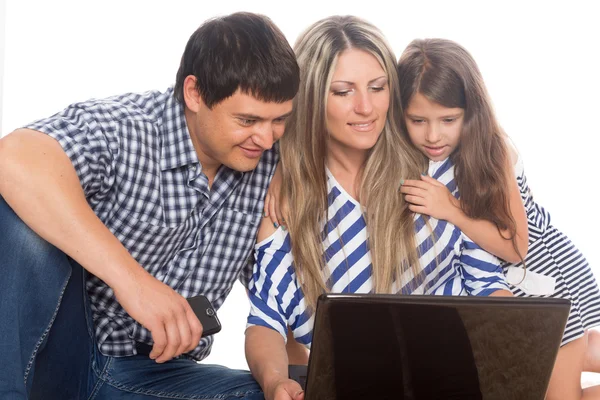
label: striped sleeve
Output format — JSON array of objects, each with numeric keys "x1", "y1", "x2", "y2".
[
  {"x1": 459, "y1": 234, "x2": 510, "y2": 296},
  {"x1": 247, "y1": 229, "x2": 298, "y2": 343}
]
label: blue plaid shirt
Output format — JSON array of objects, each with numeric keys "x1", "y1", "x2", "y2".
[{"x1": 26, "y1": 88, "x2": 278, "y2": 360}]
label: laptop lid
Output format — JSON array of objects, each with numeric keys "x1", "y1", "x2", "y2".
[{"x1": 304, "y1": 294, "x2": 570, "y2": 400}]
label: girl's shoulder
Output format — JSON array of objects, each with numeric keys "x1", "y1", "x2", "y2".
[{"x1": 504, "y1": 137, "x2": 525, "y2": 178}]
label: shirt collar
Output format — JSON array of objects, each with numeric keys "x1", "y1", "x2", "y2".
[{"x1": 160, "y1": 90, "x2": 199, "y2": 171}]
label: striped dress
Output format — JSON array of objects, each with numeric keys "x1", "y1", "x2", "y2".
[
  {"x1": 247, "y1": 166, "x2": 509, "y2": 347},
  {"x1": 434, "y1": 155, "x2": 600, "y2": 346}
]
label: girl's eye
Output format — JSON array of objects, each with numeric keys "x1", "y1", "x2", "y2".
[
  {"x1": 443, "y1": 118, "x2": 456, "y2": 123},
  {"x1": 411, "y1": 119, "x2": 425, "y2": 124},
  {"x1": 369, "y1": 86, "x2": 385, "y2": 92}
]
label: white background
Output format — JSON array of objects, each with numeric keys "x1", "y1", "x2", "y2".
[{"x1": 1, "y1": 0, "x2": 599, "y2": 370}]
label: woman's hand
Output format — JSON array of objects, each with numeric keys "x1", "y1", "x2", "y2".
[{"x1": 265, "y1": 378, "x2": 304, "y2": 400}]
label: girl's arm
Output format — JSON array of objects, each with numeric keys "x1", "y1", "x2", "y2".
[
  {"x1": 400, "y1": 153, "x2": 528, "y2": 263},
  {"x1": 459, "y1": 237, "x2": 513, "y2": 296}
]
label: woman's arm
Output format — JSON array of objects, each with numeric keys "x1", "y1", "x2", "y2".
[
  {"x1": 247, "y1": 217, "x2": 304, "y2": 399},
  {"x1": 246, "y1": 326, "x2": 304, "y2": 400},
  {"x1": 286, "y1": 327, "x2": 309, "y2": 365}
]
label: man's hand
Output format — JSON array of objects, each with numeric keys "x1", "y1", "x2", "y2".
[
  {"x1": 113, "y1": 269, "x2": 203, "y2": 363},
  {"x1": 0, "y1": 130, "x2": 203, "y2": 363}
]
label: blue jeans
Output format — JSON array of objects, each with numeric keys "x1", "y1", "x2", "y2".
[{"x1": 0, "y1": 197, "x2": 264, "y2": 400}]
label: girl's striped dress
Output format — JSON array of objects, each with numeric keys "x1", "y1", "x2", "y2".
[
  {"x1": 247, "y1": 166, "x2": 509, "y2": 347},
  {"x1": 435, "y1": 155, "x2": 600, "y2": 346}
]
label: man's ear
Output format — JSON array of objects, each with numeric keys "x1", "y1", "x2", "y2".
[{"x1": 182, "y1": 75, "x2": 204, "y2": 112}]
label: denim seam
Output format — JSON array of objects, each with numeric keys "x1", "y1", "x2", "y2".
[
  {"x1": 88, "y1": 355, "x2": 113, "y2": 400},
  {"x1": 100, "y1": 373, "x2": 262, "y2": 400},
  {"x1": 23, "y1": 272, "x2": 71, "y2": 386}
]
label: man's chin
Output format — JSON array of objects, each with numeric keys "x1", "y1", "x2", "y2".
[{"x1": 225, "y1": 159, "x2": 261, "y2": 173}]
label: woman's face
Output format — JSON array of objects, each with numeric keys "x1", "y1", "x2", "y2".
[
  {"x1": 326, "y1": 48, "x2": 390, "y2": 156},
  {"x1": 404, "y1": 92, "x2": 464, "y2": 161}
]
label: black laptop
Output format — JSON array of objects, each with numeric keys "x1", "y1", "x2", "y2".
[{"x1": 290, "y1": 294, "x2": 569, "y2": 400}]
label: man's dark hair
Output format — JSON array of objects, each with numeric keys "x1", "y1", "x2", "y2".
[{"x1": 174, "y1": 12, "x2": 300, "y2": 108}]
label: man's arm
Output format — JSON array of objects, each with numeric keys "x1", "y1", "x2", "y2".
[{"x1": 0, "y1": 129, "x2": 201, "y2": 362}]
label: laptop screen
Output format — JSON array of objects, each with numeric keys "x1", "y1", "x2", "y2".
[{"x1": 304, "y1": 294, "x2": 569, "y2": 400}]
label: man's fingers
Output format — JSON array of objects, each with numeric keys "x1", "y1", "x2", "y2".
[
  {"x1": 175, "y1": 306, "x2": 193, "y2": 357},
  {"x1": 149, "y1": 324, "x2": 168, "y2": 360},
  {"x1": 156, "y1": 316, "x2": 181, "y2": 363}
]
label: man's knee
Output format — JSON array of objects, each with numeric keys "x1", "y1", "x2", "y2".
[{"x1": 0, "y1": 196, "x2": 70, "y2": 284}]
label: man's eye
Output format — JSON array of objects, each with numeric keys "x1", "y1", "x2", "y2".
[{"x1": 239, "y1": 119, "x2": 255, "y2": 126}]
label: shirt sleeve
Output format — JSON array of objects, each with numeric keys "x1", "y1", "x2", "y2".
[
  {"x1": 25, "y1": 103, "x2": 118, "y2": 198},
  {"x1": 246, "y1": 229, "x2": 298, "y2": 343},
  {"x1": 459, "y1": 234, "x2": 510, "y2": 296}
]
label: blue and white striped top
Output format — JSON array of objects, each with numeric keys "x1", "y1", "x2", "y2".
[{"x1": 247, "y1": 160, "x2": 509, "y2": 347}]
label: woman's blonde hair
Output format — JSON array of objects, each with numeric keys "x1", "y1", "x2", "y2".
[{"x1": 281, "y1": 16, "x2": 424, "y2": 310}]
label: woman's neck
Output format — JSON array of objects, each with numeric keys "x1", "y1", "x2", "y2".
[{"x1": 326, "y1": 146, "x2": 367, "y2": 201}]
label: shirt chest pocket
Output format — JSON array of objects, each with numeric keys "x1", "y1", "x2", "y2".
[
  {"x1": 197, "y1": 207, "x2": 261, "y2": 272},
  {"x1": 108, "y1": 209, "x2": 191, "y2": 277}
]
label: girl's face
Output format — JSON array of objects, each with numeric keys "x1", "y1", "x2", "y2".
[
  {"x1": 326, "y1": 48, "x2": 390, "y2": 156},
  {"x1": 404, "y1": 92, "x2": 464, "y2": 161}
]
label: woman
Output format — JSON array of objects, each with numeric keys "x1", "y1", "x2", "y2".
[{"x1": 245, "y1": 17, "x2": 511, "y2": 400}]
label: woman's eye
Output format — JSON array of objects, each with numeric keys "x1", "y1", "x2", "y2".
[{"x1": 332, "y1": 90, "x2": 352, "y2": 97}]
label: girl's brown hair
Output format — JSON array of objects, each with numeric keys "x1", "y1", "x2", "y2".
[{"x1": 397, "y1": 38, "x2": 521, "y2": 261}]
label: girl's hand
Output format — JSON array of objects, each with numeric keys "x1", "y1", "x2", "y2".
[
  {"x1": 264, "y1": 162, "x2": 286, "y2": 228},
  {"x1": 400, "y1": 174, "x2": 461, "y2": 222}
]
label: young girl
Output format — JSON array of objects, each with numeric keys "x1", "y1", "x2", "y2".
[
  {"x1": 246, "y1": 18, "x2": 511, "y2": 400},
  {"x1": 397, "y1": 38, "x2": 600, "y2": 400}
]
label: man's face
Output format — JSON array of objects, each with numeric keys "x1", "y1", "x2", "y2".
[{"x1": 189, "y1": 88, "x2": 293, "y2": 174}]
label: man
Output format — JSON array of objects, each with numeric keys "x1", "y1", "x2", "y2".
[{"x1": 0, "y1": 12, "x2": 299, "y2": 399}]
